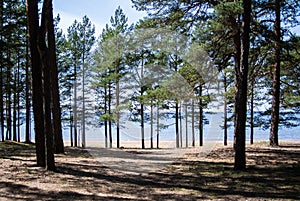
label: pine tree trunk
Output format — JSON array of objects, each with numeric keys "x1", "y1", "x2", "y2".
[
  {"x1": 179, "y1": 104, "x2": 182, "y2": 148},
  {"x1": 270, "y1": 0, "x2": 280, "y2": 147},
  {"x1": 116, "y1": 64, "x2": 120, "y2": 149},
  {"x1": 41, "y1": 46, "x2": 55, "y2": 171},
  {"x1": 104, "y1": 83, "x2": 108, "y2": 148},
  {"x1": 17, "y1": 57, "x2": 21, "y2": 142},
  {"x1": 156, "y1": 104, "x2": 160, "y2": 149},
  {"x1": 47, "y1": 4, "x2": 64, "y2": 153},
  {"x1": 70, "y1": 114, "x2": 73, "y2": 147},
  {"x1": 150, "y1": 103, "x2": 153, "y2": 149},
  {"x1": 141, "y1": 103, "x2": 145, "y2": 149},
  {"x1": 199, "y1": 84, "x2": 203, "y2": 147},
  {"x1": 25, "y1": 33, "x2": 31, "y2": 143},
  {"x1": 6, "y1": 50, "x2": 12, "y2": 140},
  {"x1": 13, "y1": 59, "x2": 18, "y2": 141},
  {"x1": 73, "y1": 64, "x2": 78, "y2": 147},
  {"x1": 5, "y1": 3, "x2": 11, "y2": 141},
  {"x1": 82, "y1": 57, "x2": 86, "y2": 148},
  {"x1": 26, "y1": 0, "x2": 46, "y2": 167},
  {"x1": 0, "y1": 63, "x2": 3, "y2": 141},
  {"x1": 39, "y1": 0, "x2": 56, "y2": 171},
  {"x1": 192, "y1": 100, "x2": 195, "y2": 147},
  {"x1": 109, "y1": 119, "x2": 112, "y2": 148},
  {"x1": 233, "y1": 0, "x2": 251, "y2": 171},
  {"x1": 108, "y1": 82, "x2": 112, "y2": 148},
  {"x1": 0, "y1": 62, "x2": 3, "y2": 140},
  {"x1": 0, "y1": 0, "x2": 4, "y2": 142},
  {"x1": 250, "y1": 79, "x2": 254, "y2": 145},
  {"x1": 141, "y1": 58, "x2": 145, "y2": 149},
  {"x1": 175, "y1": 102, "x2": 179, "y2": 148},
  {"x1": 185, "y1": 103, "x2": 188, "y2": 148},
  {"x1": 69, "y1": 96, "x2": 73, "y2": 147},
  {"x1": 223, "y1": 74, "x2": 228, "y2": 146}
]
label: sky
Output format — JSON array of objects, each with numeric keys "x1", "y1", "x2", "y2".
[
  {"x1": 53, "y1": 0, "x2": 147, "y2": 36},
  {"x1": 53, "y1": 0, "x2": 299, "y2": 38}
]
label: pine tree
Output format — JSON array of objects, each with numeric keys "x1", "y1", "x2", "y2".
[
  {"x1": 233, "y1": 0, "x2": 251, "y2": 170},
  {"x1": 27, "y1": 0, "x2": 62, "y2": 170},
  {"x1": 55, "y1": 15, "x2": 74, "y2": 146},
  {"x1": 93, "y1": 7, "x2": 130, "y2": 148},
  {"x1": 27, "y1": 0, "x2": 46, "y2": 167},
  {"x1": 251, "y1": 0, "x2": 300, "y2": 145},
  {"x1": 66, "y1": 16, "x2": 95, "y2": 148}
]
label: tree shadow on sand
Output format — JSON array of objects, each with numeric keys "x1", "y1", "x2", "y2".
[
  {"x1": 54, "y1": 143, "x2": 300, "y2": 200},
  {"x1": 0, "y1": 141, "x2": 299, "y2": 200}
]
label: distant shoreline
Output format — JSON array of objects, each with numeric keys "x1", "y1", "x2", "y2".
[{"x1": 63, "y1": 139, "x2": 300, "y2": 149}]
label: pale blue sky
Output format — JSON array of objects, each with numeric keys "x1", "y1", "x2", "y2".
[
  {"x1": 53, "y1": 0, "x2": 147, "y2": 36},
  {"x1": 53, "y1": 1, "x2": 299, "y2": 37}
]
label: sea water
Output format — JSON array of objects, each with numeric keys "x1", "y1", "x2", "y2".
[{"x1": 62, "y1": 112, "x2": 300, "y2": 146}]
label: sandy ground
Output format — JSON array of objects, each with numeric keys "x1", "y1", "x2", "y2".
[
  {"x1": 0, "y1": 141, "x2": 299, "y2": 200},
  {"x1": 86, "y1": 140, "x2": 220, "y2": 174}
]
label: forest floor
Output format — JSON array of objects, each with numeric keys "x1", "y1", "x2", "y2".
[{"x1": 0, "y1": 141, "x2": 299, "y2": 200}]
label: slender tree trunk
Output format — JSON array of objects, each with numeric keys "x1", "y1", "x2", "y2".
[
  {"x1": 39, "y1": 0, "x2": 56, "y2": 171},
  {"x1": 108, "y1": 82, "x2": 112, "y2": 148},
  {"x1": 6, "y1": 50, "x2": 12, "y2": 141},
  {"x1": 17, "y1": 101, "x2": 20, "y2": 142},
  {"x1": 109, "y1": 118, "x2": 112, "y2": 148},
  {"x1": 270, "y1": 0, "x2": 281, "y2": 147},
  {"x1": 104, "y1": 83, "x2": 108, "y2": 148},
  {"x1": 150, "y1": 103, "x2": 153, "y2": 149},
  {"x1": 116, "y1": 64, "x2": 120, "y2": 148},
  {"x1": 175, "y1": 102, "x2": 179, "y2": 148},
  {"x1": 40, "y1": 45, "x2": 55, "y2": 171},
  {"x1": 0, "y1": 0, "x2": 4, "y2": 142},
  {"x1": 141, "y1": 102, "x2": 145, "y2": 149},
  {"x1": 13, "y1": 63, "x2": 18, "y2": 141},
  {"x1": 0, "y1": 63, "x2": 3, "y2": 141},
  {"x1": 174, "y1": 55, "x2": 180, "y2": 148},
  {"x1": 69, "y1": 94, "x2": 73, "y2": 147},
  {"x1": 5, "y1": 3, "x2": 11, "y2": 141},
  {"x1": 199, "y1": 84, "x2": 203, "y2": 147},
  {"x1": 185, "y1": 103, "x2": 188, "y2": 148},
  {"x1": 25, "y1": 33, "x2": 31, "y2": 143},
  {"x1": 17, "y1": 55, "x2": 21, "y2": 142},
  {"x1": 13, "y1": 53, "x2": 21, "y2": 142},
  {"x1": 233, "y1": 0, "x2": 251, "y2": 170},
  {"x1": 0, "y1": 61, "x2": 3, "y2": 141},
  {"x1": 104, "y1": 119, "x2": 108, "y2": 148},
  {"x1": 69, "y1": 123, "x2": 73, "y2": 147},
  {"x1": 223, "y1": 74, "x2": 228, "y2": 146},
  {"x1": 78, "y1": 128, "x2": 80, "y2": 146},
  {"x1": 82, "y1": 56, "x2": 86, "y2": 148},
  {"x1": 26, "y1": 0, "x2": 46, "y2": 167},
  {"x1": 140, "y1": 56, "x2": 145, "y2": 149},
  {"x1": 48, "y1": 5, "x2": 64, "y2": 153},
  {"x1": 13, "y1": 89, "x2": 17, "y2": 141},
  {"x1": 156, "y1": 104, "x2": 160, "y2": 149},
  {"x1": 250, "y1": 79, "x2": 254, "y2": 145},
  {"x1": 70, "y1": 107, "x2": 73, "y2": 147},
  {"x1": 179, "y1": 103, "x2": 182, "y2": 148},
  {"x1": 73, "y1": 65, "x2": 78, "y2": 147},
  {"x1": 192, "y1": 100, "x2": 195, "y2": 147}
]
